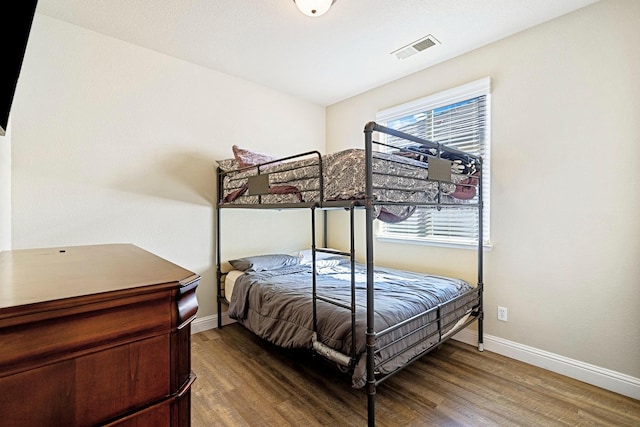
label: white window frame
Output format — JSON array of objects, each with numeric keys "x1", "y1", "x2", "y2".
[{"x1": 375, "y1": 77, "x2": 491, "y2": 249}]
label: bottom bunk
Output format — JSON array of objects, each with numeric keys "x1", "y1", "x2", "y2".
[{"x1": 221, "y1": 251, "x2": 481, "y2": 389}]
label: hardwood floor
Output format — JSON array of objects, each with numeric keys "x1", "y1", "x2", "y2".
[{"x1": 191, "y1": 324, "x2": 640, "y2": 426}]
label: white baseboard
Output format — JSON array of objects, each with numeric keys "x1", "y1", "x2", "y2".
[
  {"x1": 453, "y1": 329, "x2": 640, "y2": 400},
  {"x1": 191, "y1": 315, "x2": 217, "y2": 334},
  {"x1": 191, "y1": 313, "x2": 234, "y2": 334}
]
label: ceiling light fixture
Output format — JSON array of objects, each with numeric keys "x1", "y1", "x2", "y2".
[{"x1": 293, "y1": 0, "x2": 336, "y2": 17}]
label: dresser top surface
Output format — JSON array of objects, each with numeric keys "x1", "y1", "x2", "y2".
[{"x1": 0, "y1": 243, "x2": 197, "y2": 310}]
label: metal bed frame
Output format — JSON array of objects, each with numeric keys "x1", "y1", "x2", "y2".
[{"x1": 215, "y1": 121, "x2": 484, "y2": 427}]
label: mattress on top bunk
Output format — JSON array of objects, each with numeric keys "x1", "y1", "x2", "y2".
[
  {"x1": 226, "y1": 253, "x2": 479, "y2": 388},
  {"x1": 218, "y1": 148, "x2": 477, "y2": 221}
]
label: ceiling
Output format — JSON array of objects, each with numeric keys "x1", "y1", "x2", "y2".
[{"x1": 36, "y1": 0, "x2": 599, "y2": 106}]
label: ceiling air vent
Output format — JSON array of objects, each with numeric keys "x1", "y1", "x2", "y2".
[{"x1": 392, "y1": 34, "x2": 440, "y2": 60}]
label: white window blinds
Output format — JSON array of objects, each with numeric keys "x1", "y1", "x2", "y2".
[{"x1": 376, "y1": 78, "x2": 491, "y2": 247}]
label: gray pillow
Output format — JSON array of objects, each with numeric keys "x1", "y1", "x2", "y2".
[{"x1": 229, "y1": 254, "x2": 300, "y2": 272}]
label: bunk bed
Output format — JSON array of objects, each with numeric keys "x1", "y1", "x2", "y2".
[{"x1": 215, "y1": 122, "x2": 484, "y2": 427}]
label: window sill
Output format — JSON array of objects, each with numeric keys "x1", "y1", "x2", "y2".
[{"x1": 376, "y1": 235, "x2": 492, "y2": 251}]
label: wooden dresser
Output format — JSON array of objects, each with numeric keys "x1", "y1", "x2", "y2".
[{"x1": 0, "y1": 244, "x2": 199, "y2": 426}]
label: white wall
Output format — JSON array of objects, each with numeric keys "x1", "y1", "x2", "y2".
[
  {"x1": 0, "y1": 131, "x2": 10, "y2": 251},
  {"x1": 327, "y1": 0, "x2": 640, "y2": 380},
  {"x1": 10, "y1": 14, "x2": 325, "y2": 318}
]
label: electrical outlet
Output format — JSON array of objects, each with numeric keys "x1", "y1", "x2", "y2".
[{"x1": 497, "y1": 306, "x2": 508, "y2": 322}]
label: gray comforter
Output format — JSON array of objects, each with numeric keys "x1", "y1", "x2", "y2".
[{"x1": 228, "y1": 259, "x2": 478, "y2": 388}]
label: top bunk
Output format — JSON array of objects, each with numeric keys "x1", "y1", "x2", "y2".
[{"x1": 216, "y1": 121, "x2": 483, "y2": 223}]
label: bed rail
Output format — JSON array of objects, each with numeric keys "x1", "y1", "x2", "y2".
[
  {"x1": 217, "y1": 123, "x2": 482, "y2": 213},
  {"x1": 311, "y1": 204, "x2": 359, "y2": 368},
  {"x1": 217, "y1": 150, "x2": 323, "y2": 208},
  {"x1": 373, "y1": 286, "x2": 481, "y2": 383}
]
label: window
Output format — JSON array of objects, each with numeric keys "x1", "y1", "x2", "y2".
[{"x1": 376, "y1": 78, "x2": 491, "y2": 248}]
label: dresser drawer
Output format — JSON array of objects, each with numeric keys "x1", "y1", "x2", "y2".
[
  {"x1": 0, "y1": 291, "x2": 172, "y2": 377},
  {"x1": 105, "y1": 372, "x2": 196, "y2": 427},
  {"x1": 0, "y1": 335, "x2": 170, "y2": 427}
]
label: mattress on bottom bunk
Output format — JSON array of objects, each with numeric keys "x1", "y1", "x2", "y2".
[
  {"x1": 226, "y1": 256, "x2": 479, "y2": 388},
  {"x1": 219, "y1": 149, "x2": 475, "y2": 220},
  {"x1": 224, "y1": 269, "x2": 244, "y2": 303}
]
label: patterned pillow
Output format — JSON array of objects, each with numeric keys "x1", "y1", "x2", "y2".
[
  {"x1": 216, "y1": 158, "x2": 239, "y2": 172},
  {"x1": 451, "y1": 174, "x2": 479, "y2": 200},
  {"x1": 232, "y1": 145, "x2": 277, "y2": 168}
]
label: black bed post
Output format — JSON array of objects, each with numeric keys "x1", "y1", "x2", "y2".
[
  {"x1": 216, "y1": 167, "x2": 223, "y2": 329},
  {"x1": 323, "y1": 210, "x2": 328, "y2": 248},
  {"x1": 311, "y1": 206, "x2": 318, "y2": 335},
  {"x1": 477, "y1": 158, "x2": 484, "y2": 352},
  {"x1": 364, "y1": 122, "x2": 376, "y2": 427}
]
